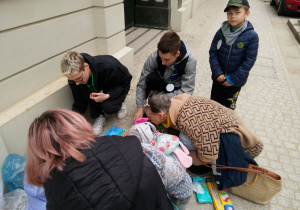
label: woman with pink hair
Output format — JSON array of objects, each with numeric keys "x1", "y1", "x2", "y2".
[{"x1": 26, "y1": 109, "x2": 173, "y2": 210}]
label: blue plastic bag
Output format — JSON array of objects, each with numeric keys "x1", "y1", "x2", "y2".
[
  {"x1": 2, "y1": 153, "x2": 26, "y2": 191},
  {"x1": 103, "y1": 126, "x2": 125, "y2": 136},
  {"x1": 24, "y1": 174, "x2": 46, "y2": 210}
]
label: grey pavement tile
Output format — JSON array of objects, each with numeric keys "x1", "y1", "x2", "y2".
[
  {"x1": 269, "y1": 204, "x2": 287, "y2": 210},
  {"x1": 293, "y1": 119, "x2": 300, "y2": 124},
  {"x1": 288, "y1": 149, "x2": 300, "y2": 158},
  {"x1": 285, "y1": 142, "x2": 297, "y2": 149},
  {"x1": 283, "y1": 164, "x2": 295, "y2": 173},
  {"x1": 284, "y1": 180, "x2": 298, "y2": 191},
  {"x1": 264, "y1": 144, "x2": 276, "y2": 152},
  {"x1": 284, "y1": 131, "x2": 296, "y2": 138},
  {"x1": 279, "y1": 188, "x2": 295, "y2": 199},
  {"x1": 273, "y1": 139, "x2": 284, "y2": 147},
  {"x1": 293, "y1": 137, "x2": 300, "y2": 144},
  {"x1": 291, "y1": 159, "x2": 300, "y2": 167},
  {"x1": 276, "y1": 196, "x2": 292, "y2": 208},
  {"x1": 289, "y1": 173, "x2": 300, "y2": 182},
  {"x1": 256, "y1": 156, "x2": 270, "y2": 167},
  {"x1": 292, "y1": 201, "x2": 300, "y2": 210},
  {"x1": 259, "y1": 136, "x2": 271, "y2": 144},
  {"x1": 295, "y1": 192, "x2": 300, "y2": 201},
  {"x1": 294, "y1": 166, "x2": 300, "y2": 175},
  {"x1": 279, "y1": 155, "x2": 291, "y2": 164},
  {"x1": 270, "y1": 161, "x2": 283, "y2": 170},
  {"x1": 267, "y1": 151, "x2": 279, "y2": 161}
]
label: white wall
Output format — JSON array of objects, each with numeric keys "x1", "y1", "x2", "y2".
[
  {"x1": 0, "y1": 0, "x2": 133, "y2": 169},
  {"x1": 0, "y1": 135, "x2": 8, "y2": 180},
  {"x1": 170, "y1": 0, "x2": 203, "y2": 32}
]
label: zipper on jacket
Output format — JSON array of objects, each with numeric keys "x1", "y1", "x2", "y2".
[{"x1": 224, "y1": 45, "x2": 232, "y2": 76}]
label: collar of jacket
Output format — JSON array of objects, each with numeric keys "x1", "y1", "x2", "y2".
[{"x1": 169, "y1": 93, "x2": 191, "y2": 125}]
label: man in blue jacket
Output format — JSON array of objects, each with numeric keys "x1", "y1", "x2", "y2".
[{"x1": 209, "y1": 0, "x2": 259, "y2": 109}]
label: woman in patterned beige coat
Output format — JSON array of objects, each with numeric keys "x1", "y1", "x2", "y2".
[{"x1": 144, "y1": 92, "x2": 263, "y2": 165}]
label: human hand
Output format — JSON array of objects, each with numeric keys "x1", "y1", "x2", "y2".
[
  {"x1": 216, "y1": 74, "x2": 226, "y2": 82},
  {"x1": 222, "y1": 81, "x2": 232, "y2": 87},
  {"x1": 134, "y1": 108, "x2": 144, "y2": 121},
  {"x1": 90, "y1": 92, "x2": 110, "y2": 102}
]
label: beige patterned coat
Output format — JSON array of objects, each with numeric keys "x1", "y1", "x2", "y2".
[{"x1": 169, "y1": 94, "x2": 263, "y2": 163}]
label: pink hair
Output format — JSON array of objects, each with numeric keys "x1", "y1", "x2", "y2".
[{"x1": 26, "y1": 109, "x2": 96, "y2": 187}]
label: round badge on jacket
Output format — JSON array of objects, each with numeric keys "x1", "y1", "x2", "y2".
[
  {"x1": 217, "y1": 40, "x2": 222, "y2": 50},
  {"x1": 166, "y1": 84, "x2": 175, "y2": 92},
  {"x1": 238, "y1": 42, "x2": 244, "y2": 48}
]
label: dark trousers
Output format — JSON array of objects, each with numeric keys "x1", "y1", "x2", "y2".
[
  {"x1": 210, "y1": 82, "x2": 241, "y2": 110},
  {"x1": 100, "y1": 90, "x2": 128, "y2": 115},
  {"x1": 145, "y1": 71, "x2": 179, "y2": 98},
  {"x1": 69, "y1": 81, "x2": 129, "y2": 118}
]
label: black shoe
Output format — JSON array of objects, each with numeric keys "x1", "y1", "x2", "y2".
[{"x1": 187, "y1": 164, "x2": 212, "y2": 175}]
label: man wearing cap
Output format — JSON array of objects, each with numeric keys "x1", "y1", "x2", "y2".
[{"x1": 209, "y1": 0, "x2": 259, "y2": 109}]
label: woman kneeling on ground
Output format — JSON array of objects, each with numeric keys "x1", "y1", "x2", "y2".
[
  {"x1": 144, "y1": 92, "x2": 263, "y2": 174},
  {"x1": 25, "y1": 109, "x2": 174, "y2": 210}
]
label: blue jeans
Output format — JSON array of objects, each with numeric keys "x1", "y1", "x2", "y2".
[{"x1": 179, "y1": 133, "x2": 196, "y2": 151}]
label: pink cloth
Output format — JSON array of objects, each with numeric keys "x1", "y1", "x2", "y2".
[
  {"x1": 152, "y1": 132, "x2": 192, "y2": 168},
  {"x1": 173, "y1": 142, "x2": 192, "y2": 168},
  {"x1": 134, "y1": 118, "x2": 148, "y2": 125}
]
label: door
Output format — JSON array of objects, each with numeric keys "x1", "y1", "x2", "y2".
[
  {"x1": 124, "y1": 0, "x2": 135, "y2": 29},
  {"x1": 135, "y1": 0, "x2": 170, "y2": 29}
]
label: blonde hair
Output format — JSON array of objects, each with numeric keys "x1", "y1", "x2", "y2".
[
  {"x1": 26, "y1": 109, "x2": 96, "y2": 187},
  {"x1": 60, "y1": 51, "x2": 84, "y2": 76}
]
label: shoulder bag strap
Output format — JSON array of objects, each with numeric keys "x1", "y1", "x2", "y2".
[{"x1": 196, "y1": 153, "x2": 264, "y2": 174}]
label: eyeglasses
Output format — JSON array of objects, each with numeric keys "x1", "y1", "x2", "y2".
[
  {"x1": 73, "y1": 71, "x2": 84, "y2": 83},
  {"x1": 144, "y1": 98, "x2": 164, "y2": 114},
  {"x1": 144, "y1": 98, "x2": 150, "y2": 107}
]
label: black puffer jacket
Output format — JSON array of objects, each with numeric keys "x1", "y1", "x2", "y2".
[{"x1": 43, "y1": 136, "x2": 173, "y2": 210}]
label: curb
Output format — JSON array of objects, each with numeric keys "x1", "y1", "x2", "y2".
[{"x1": 287, "y1": 19, "x2": 300, "y2": 43}]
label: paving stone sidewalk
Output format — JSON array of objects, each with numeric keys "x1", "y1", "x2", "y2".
[{"x1": 103, "y1": 0, "x2": 300, "y2": 209}]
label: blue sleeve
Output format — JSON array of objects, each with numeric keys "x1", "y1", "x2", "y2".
[
  {"x1": 209, "y1": 30, "x2": 224, "y2": 80},
  {"x1": 229, "y1": 32, "x2": 259, "y2": 85},
  {"x1": 226, "y1": 75, "x2": 235, "y2": 85}
]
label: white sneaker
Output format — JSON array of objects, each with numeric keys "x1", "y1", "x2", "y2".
[
  {"x1": 117, "y1": 102, "x2": 127, "y2": 119},
  {"x1": 93, "y1": 115, "x2": 106, "y2": 135}
]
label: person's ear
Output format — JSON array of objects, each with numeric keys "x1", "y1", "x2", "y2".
[
  {"x1": 84, "y1": 62, "x2": 89, "y2": 70},
  {"x1": 175, "y1": 51, "x2": 180, "y2": 58},
  {"x1": 245, "y1": 10, "x2": 250, "y2": 18},
  {"x1": 158, "y1": 112, "x2": 164, "y2": 120}
]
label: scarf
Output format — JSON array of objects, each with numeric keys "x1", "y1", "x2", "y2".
[{"x1": 221, "y1": 20, "x2": 248, "y2": 46}]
